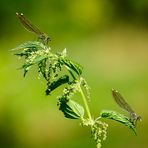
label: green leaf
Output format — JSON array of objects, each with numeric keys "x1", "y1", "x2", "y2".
[
  {"x1": 12, "y1": 41, "x2": 47, "y2": 51},
  {"x1": 59, "y1": 99, "x2": 84, "y2": 119},
  {"x1": 19, "y1": 55, "x2": 48, "y2": 77},
  {"x1": 19, "y1": 55, "x2": 47, "y2": 68},
  {"x1": 59, "y1": 57, "x2": 83, "y2": 76},
  {"x1": 46, "y1": 75, "x2": 69, "y2": 95},
  {"x1": 32, "y1": 55, "x2": 48, "y2": 64},
  {"x1": 19, "y1": 62, "x2": 32, "y2": 77},
  {"x1": 38, "y1": 59, "x2": 47, "y2": 80},
  {"x1": 100, "y1": 110, "x2": 137, "y2": 135}
]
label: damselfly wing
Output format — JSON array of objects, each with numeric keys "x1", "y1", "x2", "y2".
[
  {"x1": 112, "y1": 89, "x2": 141, "y2": 124},
  {"x1": 16, "y1": 12, "x2": 50, "y2": 44}
]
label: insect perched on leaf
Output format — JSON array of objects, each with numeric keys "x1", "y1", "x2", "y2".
[
  {"x1": 112, "y1": 89, "x2": 141, "y2": 125},
  {"x1": 16, "y1": 12, "x2": 50, "y2": 44}
]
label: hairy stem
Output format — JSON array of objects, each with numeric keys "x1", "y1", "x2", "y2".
[
  {"x1": 78, "y1": 84, "x2": 92, "y2": 121},
  {"x1": 97, "y1": 143, "x2": 101, "y2": 148}
]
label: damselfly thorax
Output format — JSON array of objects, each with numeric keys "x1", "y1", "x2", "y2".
[{"x1": 16, "y1": 12, "x2": 50, "y2": 44}]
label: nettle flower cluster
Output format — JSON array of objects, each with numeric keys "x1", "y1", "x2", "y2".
[{"x1": 12, "y1": 41, "x2": 138, "y2": 148}]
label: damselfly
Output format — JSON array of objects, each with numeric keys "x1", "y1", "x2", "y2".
[
  {"x1": 16, "y1": 12, "x2": 50, "y2": 44},
  {"x1": 112, "y1": 89, "x2": 141, "y2": 125}
]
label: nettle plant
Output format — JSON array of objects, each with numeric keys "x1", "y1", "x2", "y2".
[{"x1": 12, "y1": 13, "x2": 141, "y2": 148}]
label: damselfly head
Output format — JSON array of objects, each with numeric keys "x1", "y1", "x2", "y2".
[
  {"x1": 136, "y1": 115, "x2": 142, "y2": 122},
  {"x1": 131, "y1": 112, "x2": 142, "y2": 122},
  {"x1": 38, "y1": 33, "x2": 51, "y2": 43}
]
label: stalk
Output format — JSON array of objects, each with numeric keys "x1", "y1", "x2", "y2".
[{"x1": 78, "y1": 85, "x2": 92, "y2": 121}]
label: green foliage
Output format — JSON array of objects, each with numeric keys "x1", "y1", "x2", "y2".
[
  {"x1": 91, "y1": 120, "x2": 108, "y2": 146},
  {"x1": 12, "y1": 41, "x2": 49, "y2": 76},
  {"x1": 46, "y1": 75, "x2": 69, "y2": 95},
  {"x1": 12, "y1": 40, "x2": 140, "y2": 148},
  {"x1": 59, "y1": 57, "x2": 83, "y2": 76},
  {"x1": 100, "y1": 110, "x2": 137, "y2": 135},
  {"x1": 59, "y1": 99, "x2": 84, "y2": 119}
]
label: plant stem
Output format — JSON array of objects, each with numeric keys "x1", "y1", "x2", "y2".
[
  {"x1": 78, "y1": 84, "x2": 92, "y2": 121},
  {"x1": 97, "y1": 143, "x2": 101, "y2": 148},
  {"x1": 79, "y1": 84, "x2": 102, "y2": 148}
]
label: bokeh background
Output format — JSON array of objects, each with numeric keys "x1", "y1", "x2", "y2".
[{"x1": 0, "y1": 0, "x2": 148, "y2": 148}]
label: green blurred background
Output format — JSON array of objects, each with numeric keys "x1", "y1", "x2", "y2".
[{"x1": 0, "y1": 0, "x2": 148, "y2": 147}]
